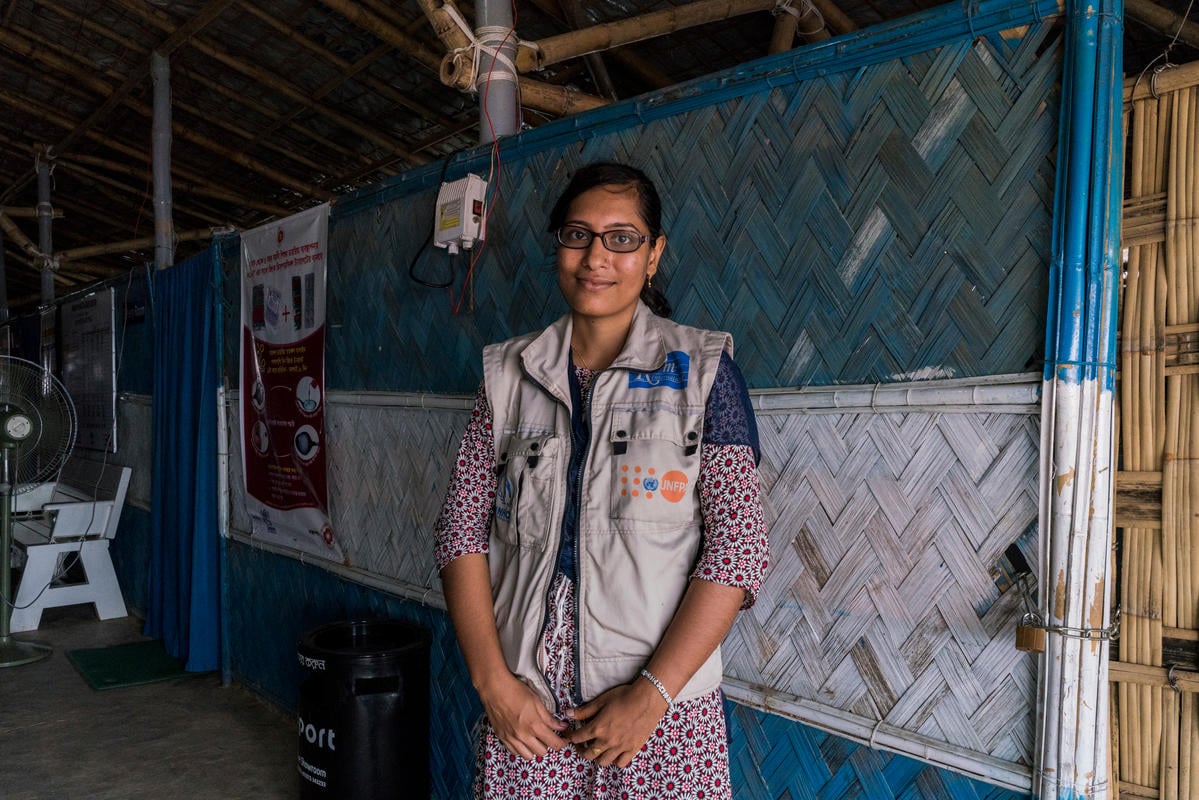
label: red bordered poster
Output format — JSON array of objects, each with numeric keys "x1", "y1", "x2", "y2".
[{"x1": 239, "y1": 203, "x2": 342, "y2": 562}]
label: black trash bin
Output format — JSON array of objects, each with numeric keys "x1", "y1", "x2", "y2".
[{"x1": 297, "y1": 619, "x2": 429, "y2": 800}]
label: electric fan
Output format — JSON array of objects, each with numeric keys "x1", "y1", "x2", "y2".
[{"x1": 0, "y1": 356, "x2": 76, "y2": 668}]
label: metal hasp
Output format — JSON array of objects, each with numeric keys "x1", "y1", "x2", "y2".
[{"x1": 1034, "y1": 0, "x2": 1124, "y2": 793}]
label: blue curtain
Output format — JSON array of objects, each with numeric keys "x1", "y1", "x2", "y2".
[{"x1": 145, "y1": 244, "x2": 221, "y2": 671}]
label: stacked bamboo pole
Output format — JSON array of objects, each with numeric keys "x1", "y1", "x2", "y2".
[
  {"x1": 1121, "y1": 88, "x2": 1169, "y2": 799},
  {"x1": 1116, "y1": 68, "x2": 1199, "y2": 800},
  {"x1": 1163, "y1": 84, "x2": 1199, "y2": 800}
]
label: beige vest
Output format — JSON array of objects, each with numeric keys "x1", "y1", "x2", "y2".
[{"x1": 483, "y1": 301, "x2": 732, "y2": 710}]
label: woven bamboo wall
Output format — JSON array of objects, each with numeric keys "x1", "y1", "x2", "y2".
[
  {"x1": 212, "y1": 18, "x2": 1064, "y2": 798},
  {"x1": 1113, "y1": 65, "x2": 1199, "y2": 800},
  {"x1": 225, "y1": 384, "x2": 1040, "y2": 779},
  {"x1": 319, "y1": 24, "x2": 1060, "y2": 394}
]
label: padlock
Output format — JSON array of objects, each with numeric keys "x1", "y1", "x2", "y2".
[{"x1": 1015, "y1": 622, "x2": 1047, "y2": 653}]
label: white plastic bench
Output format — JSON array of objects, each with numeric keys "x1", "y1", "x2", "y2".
[{"x1": 9, "y1": 459, "x2": 132, "y2": 632}]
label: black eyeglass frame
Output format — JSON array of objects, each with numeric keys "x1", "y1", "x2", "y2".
[{"x1": 555, "y1": 225, "x2": 653, "y2": 253}]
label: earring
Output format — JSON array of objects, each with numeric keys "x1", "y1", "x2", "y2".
[{"x1": 648, "y1": 275, "x2": 654, "y2": 289}]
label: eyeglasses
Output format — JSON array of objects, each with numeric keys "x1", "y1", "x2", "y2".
[{"x1": 556, "y1": 225, "x2": 651, "y2": 254}]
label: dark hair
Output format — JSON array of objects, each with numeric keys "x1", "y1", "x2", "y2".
[{"x1": 548, "y1": 162, "x2": 672, "y2": 317}]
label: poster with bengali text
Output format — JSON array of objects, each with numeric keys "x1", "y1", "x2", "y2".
[{"x1": 239, "y1": 203, "x2": 342, "y2": 562}]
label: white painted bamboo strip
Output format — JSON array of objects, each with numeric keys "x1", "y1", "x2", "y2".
[
  {"x1": 751, "y1": 372, "x2": 1041, "y2": 415},
  {"x1": 230, "y1": 373, "x2": 1041, "y2": 415}
]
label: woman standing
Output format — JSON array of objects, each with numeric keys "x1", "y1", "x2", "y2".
[{"x1": 434, "y1": 162, "x2": 768, "y2": 798}]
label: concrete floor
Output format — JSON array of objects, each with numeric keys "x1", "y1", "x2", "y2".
[{"x1": 0, "y1": 605, "x2": 298, "y2": 800}]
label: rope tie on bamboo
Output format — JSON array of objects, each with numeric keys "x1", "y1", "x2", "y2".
[
  {"x1": 773, "y1": 0, "x2": 825, "y2": 36},
  {"x1": 962, "y1": 0, "x2": 980, "y2": 40},
  {"x1": 441, "y1": 4, "x2": 520, "y2": 91},
  {"x1": 868, "y1": 717, "x2": 886, "y2": 749},
  {"x1": 1168, "y1": 663, "x2": 1182, "y2": 694}
]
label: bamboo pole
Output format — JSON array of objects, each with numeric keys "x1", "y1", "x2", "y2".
[
  {"x1": 55, "y1": 229, "x2": 214, "y2": 262},
  {"x1": 522, "y1": 0, "x2": 676, "y2": 89},
  {"x1": 0, "y1": 207, "x2": 61, "y2": 219},
  {"x1": 1127, "y1": 62, "x2": 1199, "y2": 103},
  {"x1": 516, "y1": 0, "x2": 778, "y2": 72},
  {"x1": 0, "y1": 211, "x2": 42, "y2": 261},
  {"x1": 0, "y1": 26, "x2": 337, "y2": 202},
  {"x1": 238, "y1": 1, "x2": 458, "y2": 131},
  {"x1": 769, "y1": 6, "x2": 804, "y2": 52},
  {"x1": 807, "y1": 0, "x2": 859, "y2": 35},
  {"x1": 57, "y1": 153, "x2": 294, "y2": 218},
  {"x1": 1125, "y1": 0, "x2": 1199, "y2": 51},
  {"x1": 29, "y1": 0, "x2": 394, "y2": 170},
  {"x1": 55, "y1": 160, "x2": 227, "y2": 228},
  {"x1": 107, "y1": 0, "x2": 423, "y2": 168}
]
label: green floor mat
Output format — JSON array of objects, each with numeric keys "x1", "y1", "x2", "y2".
[{"x1": 66, "y1": 640, "x2": 189, "y2": 691}]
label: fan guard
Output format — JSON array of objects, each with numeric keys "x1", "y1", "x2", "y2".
[{"x1": 0, "y1": 356, "x2": 77, "y2": 668}]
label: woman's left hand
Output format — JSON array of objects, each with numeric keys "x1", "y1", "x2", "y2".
[{"x1": 563, "y1": 678, "x2": 669, "y2": 768}]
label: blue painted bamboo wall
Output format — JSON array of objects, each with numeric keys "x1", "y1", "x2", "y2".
[
  {"x1": 228, "y1": 542, "x2": 1027, "y2": 800},
  {"x1": 209, "y1": 4, "x2": 1062, "y2": 799}
]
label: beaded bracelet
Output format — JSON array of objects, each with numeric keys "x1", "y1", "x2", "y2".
[{"x1": 640, "y1": 668, "x2": 675, "y2": 708}]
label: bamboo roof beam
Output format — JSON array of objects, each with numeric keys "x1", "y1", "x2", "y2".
[
  {"x1": 560, "y1": 0, "x2": 620, "y2": 99},
  {"x1": 769, "y1": 6, "x2": 802, "y2": 52},
  {"x1": 320, "y1": 0, "x2": 445, "y2": 71},
  {"x1": 1124, "y1": 59, "x2": 1199, "y2": 101},
  {"x1": 169, "y1": 96, "x2": 330, "y2": 176},
  {"x1": 0, "y1": 211, "x2": 43, "y2": 262},
  {"x1": 59, "y1": 153, "x2": 294, "y2": 218},
  {"x1": 0, "y1": 86, "x2": 309, "y2": 215},
  {"x1": 182, "y1": 71, "x2": 376, "y2": 169},
  {"x1": 30, "y1": 0, "x2": 364, "y2": 176},
  {"x1": 1125, "y1": 0, "x2": 1199, "y2": 50},
  {"x1": 54, "y1": 161, "x2": 229, "y2": 228},
  {"x1": 237, "y1": 1, "x2": 459, "y2": 132},
  {"x1": 807, "y1": 0, "x2": 857, "y2": 36},
  {"x1": 0, "y1": 0, "x2": 236, "y2": 204},
  {"x1": 515, "y1": 0, "x2": 779, "y2": 72},
  {"x1": 0, "y1": 207, "x2": 62, "y2": 219},
  {"x1": 56, "y1": 229, "x2": 216, "y2": 263},
  {"x1": 109, "y1": 0, "x2": 426, "y2": 168},
  {"x1": 0, "y1": 25, "x2": 337, "y2": 201},
  {"x1": 523, "y1": 0, "x2": 674, "y2": 90},
  {"x1": 350, "y1": 0, "x2": 606, "y2": 116},
  {"x1": 46, "y1": 0, "x2": 238, "y2": 158},
  {"x1": 0, "y1": 71, "x2": 333, "y2": 205}
]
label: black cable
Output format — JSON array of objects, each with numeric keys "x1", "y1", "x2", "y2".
[
  {"x1": 408, "y1": 229, "x2": 455, "y2": 289},
  {"x1": 408, "y1": 158, "x2": 457, "y2": 289}
]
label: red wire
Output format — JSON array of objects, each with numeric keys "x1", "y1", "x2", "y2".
[{"x1": 452, "y1": 2, "x2": 518, "y2": 315}]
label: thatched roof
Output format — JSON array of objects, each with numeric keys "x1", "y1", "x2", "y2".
[{"x1": 0, "y1": 0, "x2": 1194, "y2": 311}]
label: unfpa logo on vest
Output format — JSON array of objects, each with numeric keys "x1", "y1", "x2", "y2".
[{"x1": 620, "y1": 465, "x2": 688, "y2": 502}]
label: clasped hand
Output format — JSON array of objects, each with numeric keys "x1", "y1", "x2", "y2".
[
  {"x1": 481, "y1": 673, "x2": 669, "y2": 769},
  {"x1": 564, "y1": 678, "x2": 669, "y2": 769}
]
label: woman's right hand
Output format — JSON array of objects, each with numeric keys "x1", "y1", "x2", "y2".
[{"x1": 478, "y1": 672, "x2": 569, "y2": 760}]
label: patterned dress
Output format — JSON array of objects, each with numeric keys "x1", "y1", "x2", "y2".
[{"x1": 435, "y1": 355, "x2": 769, "y2": 800}]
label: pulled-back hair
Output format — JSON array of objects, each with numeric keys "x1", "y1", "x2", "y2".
[{"x1": 548, "y1": 162, "x2": 671, "y2": 317}]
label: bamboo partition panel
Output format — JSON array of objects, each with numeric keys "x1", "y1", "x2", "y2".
[{"x1": 1116, "y1": 61, "x2": 1199, "y2": 800}]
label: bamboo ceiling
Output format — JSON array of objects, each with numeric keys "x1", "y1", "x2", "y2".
[{"x1": 0, "y1": 0, "x2": 1194, "y2": 312}]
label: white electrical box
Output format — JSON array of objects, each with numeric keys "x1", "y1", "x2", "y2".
[{"x1": 434, "y1": 173, "x2": 488, "y2": 254}]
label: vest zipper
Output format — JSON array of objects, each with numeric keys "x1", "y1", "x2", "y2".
[
  {"x1": 570, "y1": 381, "x2": 594, "y2": 708},
  {"x1": 535, "y1": 381, "x2": 581, "y2": 718}
]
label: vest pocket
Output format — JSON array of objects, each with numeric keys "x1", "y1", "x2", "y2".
[
  {"x1": 492, "y1": 434, "x2": 558, "y2": 550},
  {"x1": 608, "y1": 410, "x2": 702, "y2": 524}
]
